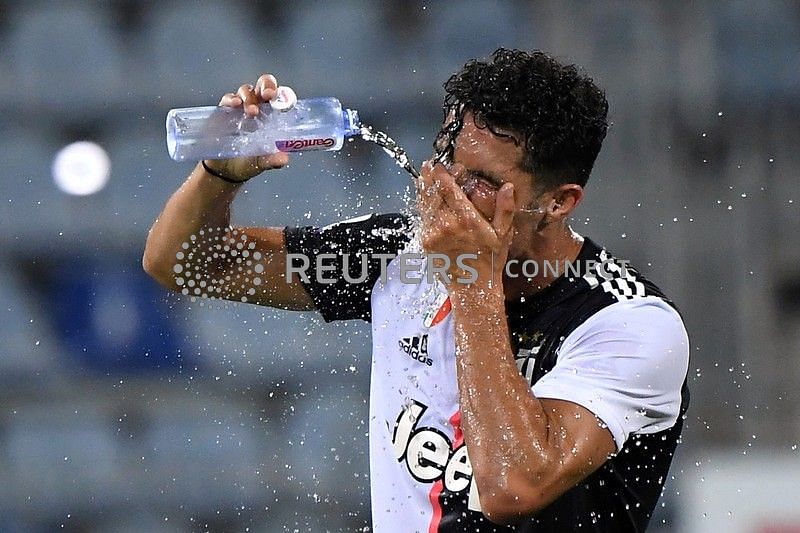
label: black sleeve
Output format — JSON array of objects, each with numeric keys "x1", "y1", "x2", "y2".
[{"x1": 283, "y1": 213, "x2": 412, "y2": 322}]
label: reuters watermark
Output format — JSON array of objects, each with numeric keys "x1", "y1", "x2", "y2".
[{"x1": 286, "y1": 253, "x2": 631, "y2": 285}]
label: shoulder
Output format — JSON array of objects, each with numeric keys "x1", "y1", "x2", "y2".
[
  {"x1": 557, "y1": 296, "x2": 690, "y2": 414},
  {"x1": 285, "y1": 212, "x2": 413, "y2": 254},
  {"x1": 320, "y1": 212, "x2": 412, "y2": 233},
  {"x1": 564, "y1": 238, "x2": 688, "y2": 368},
  {"x1": 282, "y1": 213, "x2": 414, "y2": 323},
  {"x1": 535, "y1": 297, "x2": 689, "y2": 448},
  {"x1": 564, "y1": 296, "x2": 687, "y2": 350},
  {"x1": 579, "y1": 239, "x2": 672, "y2": 303}
]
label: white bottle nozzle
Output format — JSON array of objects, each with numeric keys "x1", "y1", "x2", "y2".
[{"x1": 270, "y1": 86, "x2": 298, "y2": 111}]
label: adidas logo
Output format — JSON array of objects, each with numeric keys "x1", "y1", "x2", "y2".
[{"x1": 398, "y1": 334, "x2": 432, "y2": 366}]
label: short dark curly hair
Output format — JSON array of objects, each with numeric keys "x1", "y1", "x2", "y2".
[{"x1": 436, "y1": 48, "x2": 608, "y2": 189}]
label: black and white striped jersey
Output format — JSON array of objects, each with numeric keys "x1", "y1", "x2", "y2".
[{"x1": 284, "y1": 213, "x2": 690, "y2": 532}]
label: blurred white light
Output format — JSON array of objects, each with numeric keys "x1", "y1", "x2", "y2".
[{"x1": 52, "y1": 141, "x2": 111, "y2": 196}]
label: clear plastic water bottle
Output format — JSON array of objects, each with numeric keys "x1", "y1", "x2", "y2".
[{"x1": 166, "y1": 87, "x2": 361, "y2": 162}]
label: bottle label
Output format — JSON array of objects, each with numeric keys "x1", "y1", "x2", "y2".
[{"x1": 275, "y1": 138, "x2": 336, "y2": 152}]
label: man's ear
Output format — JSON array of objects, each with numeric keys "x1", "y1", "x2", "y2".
[{"x1": 547, "y1": 184, "x2": 584, "y2": 222}]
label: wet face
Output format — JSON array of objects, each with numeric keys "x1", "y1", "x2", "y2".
[{"x1": 441, "y1": 113, "x2": 547, "y2": 256}]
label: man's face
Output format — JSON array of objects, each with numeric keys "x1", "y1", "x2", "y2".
[{"x1": 441, "y1": 113, "x2": 544, "y2": 254}]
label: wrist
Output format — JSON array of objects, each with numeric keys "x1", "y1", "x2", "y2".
[
  {"x1": 449, "y1": 276, "x2": 505, "y2": 308},
  {"x1": 449, "y1": 260, "x2": 501, "y2": 291},
  {"x1": 201, "y1": 160, "x2": 248, "y2": 184}
]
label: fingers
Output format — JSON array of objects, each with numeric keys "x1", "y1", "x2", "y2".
[
  {"x1": 255, "y1": 74, "x2": 278, "y2": 101},
  {"x1": 418, "y1": 160, "x2": 471, "y2": 218},
  {"x1": 207, "y1": 74, "x2": 290, "y2": 179},
  {"x1": 433, "y1": 165, "x2": 467, "y2": 213},
  {"x1": 237, "y1": 84, "x2": 260, "y2": 117},
  {"x1": 416, "y1": 160, "x2": 433, "y2": 196},
  {"x1": 416, "y1": 160, "x2": 442, "y2": 215},
  {"x1": 219, "y1": 74, "x2": 278, "y2": 107},
  {"x1": 417, "y1": 162, "x2": 452, "y2": 252},
  {"x1": 256, "y1": 152, "x2": 289, "y2": 170},
  {"x1": 219, "y1": 92, "x2": 242, "y2": 107},
  {"x1": 220, "y1": 74, "x2": 280, "y2": 118},
  {"x1": 492, "y1": 183, "x2": 516, "y2": 237}
]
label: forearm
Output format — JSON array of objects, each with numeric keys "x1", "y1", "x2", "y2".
[
  {"x1": 143, "y1": 163, "x2": 242, "y2": 286},
  {"x1": 450, "y1": 282, "x2": 555, "y2": 510}
]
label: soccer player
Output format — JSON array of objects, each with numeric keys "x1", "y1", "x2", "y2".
[{"x1": 144, "y1": 49, "x2": 690, "y2": 531}]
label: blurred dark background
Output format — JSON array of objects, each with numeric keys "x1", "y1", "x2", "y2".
[{"x1": 1, "y1": 1, "x2": 799, "y2": 531}]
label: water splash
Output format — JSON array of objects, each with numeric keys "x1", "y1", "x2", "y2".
[{"x1": 359, "y1": 126, "x2": 420, "y2": 180}]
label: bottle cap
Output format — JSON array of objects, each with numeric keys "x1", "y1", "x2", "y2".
[
  {"x1": 270, "y1": 86, "x2": 297, "y2": 111},
  {"x1": 343, "y1": 108, "x2": 362, "y2": 136}
]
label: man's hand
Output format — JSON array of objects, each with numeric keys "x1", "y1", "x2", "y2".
[
  {"x1": 143, "y1": 73, "x2": 315, "y2": 311},
  {"x1": 417, "y1": 162, "x2": 617, "y2": 524},
  {"x1": 416, "y1": 160, "x2": 516, "y2": 286},
  {"x1": 203, "y1": 73, "x2": 290, "y2": 182}
]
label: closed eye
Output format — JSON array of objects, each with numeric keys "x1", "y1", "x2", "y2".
[{"x1": 466, "y1": 169, "x2": 504, "y2": 191}]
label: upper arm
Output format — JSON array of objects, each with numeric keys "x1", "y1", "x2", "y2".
[
  {"x1": 171, "y1": 225, "x2": 316, "y2": 310},
  {"x1": 479, "y1": 398, "x2": 616, "y2": 524},
  {"x1": 533, "y1": 398, "x2": 616, "y2": 500},
  {"x1": 492, "y1": 299, "x2": 689, "y2": 521},
  {"x1": 162, "y1": 213, "x2": 412, "y2": 319},
  {"x1": 532, "y1": 298, "x2": 689, "y2": 451},
  {"x1": 283, "y1": 213, "x2": 412, "y2": 322}
]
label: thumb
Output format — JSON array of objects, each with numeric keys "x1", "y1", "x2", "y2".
[
  {"x1": 493, "y1": 183, "x2": 516, "y2": 237},
  {"x1": 257, "y1": 152, "x2": 290, "y2": 170}
]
